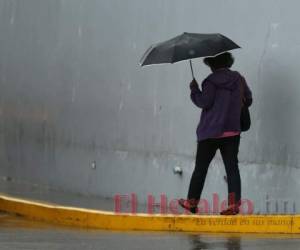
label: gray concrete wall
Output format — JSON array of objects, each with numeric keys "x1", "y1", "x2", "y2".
[{"x1": 0, "y1": 0, "x2": 299, "y2": 213}]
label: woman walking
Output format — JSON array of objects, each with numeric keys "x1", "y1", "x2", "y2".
[{"x1": 179, "y1": 52, "x2": 252, "y2": 215}]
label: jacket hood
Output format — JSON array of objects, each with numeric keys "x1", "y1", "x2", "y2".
[{"x1": 205, "y1": 68, "x2": 241, "y2": 90}]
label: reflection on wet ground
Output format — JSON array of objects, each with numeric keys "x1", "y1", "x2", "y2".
[{"x1": 1, "y1": 214, "x2": 300, "y2": 250}]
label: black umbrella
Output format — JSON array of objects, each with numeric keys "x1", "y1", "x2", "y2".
[{"x1": 140, "y1": 32, "x2": 240, "y2": 79}]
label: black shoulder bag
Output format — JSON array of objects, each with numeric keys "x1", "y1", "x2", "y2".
[{"x1": 240, "y1": 78, "x2": 251, "y2": 132}]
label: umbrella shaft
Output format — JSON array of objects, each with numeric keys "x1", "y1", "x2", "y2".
[{"x1": 189, "y1": 60, "x2": 195, "y2": 79}]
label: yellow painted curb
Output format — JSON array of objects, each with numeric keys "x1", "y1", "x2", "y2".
[{"x1": 0, "y1": 194, "x2": 300, "y2": 234}]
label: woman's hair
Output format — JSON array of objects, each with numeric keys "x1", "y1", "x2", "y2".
[{"x1": 203, "y1": 52, "x2": 234, "y2": 70}]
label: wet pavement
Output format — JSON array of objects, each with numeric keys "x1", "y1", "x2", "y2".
[{"x1": 1, "y1": 213, "x2": 300, "y2": 250}]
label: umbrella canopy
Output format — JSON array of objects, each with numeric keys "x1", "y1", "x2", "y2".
[
  {"x1": 140, "y1": 32, "x2": 240, "y2": 66},
  {"x1": 140, "y1": 32, "x2": 240, "y2": 78}
]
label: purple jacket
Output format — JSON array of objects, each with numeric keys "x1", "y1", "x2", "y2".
[{"x1": 190, "y1": 68, "x2": 252, "y2": 142}]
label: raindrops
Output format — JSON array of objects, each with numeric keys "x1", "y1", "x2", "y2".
[
  {"x1": 71, "y1": 86, "x2": 76, "y2": 103},
  {"x1": 119, "y1": 100, "x2": 124, "y2": 111},
  {"x1": 271, "y1": 22, "x2": 279, "y2": 30},
  {"x1": 189, "y1": 49, "x2": 195, "y2": 56},
  {"x1": 78, "y1": 26, "x2": 82, "y2": 37},
  {"x1": 10, "y1": 15, "x2": 14, "y2": 25}
]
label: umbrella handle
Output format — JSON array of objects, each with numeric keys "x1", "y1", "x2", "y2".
[{"x1": 189, "y1": 60, "x2": 195, "y2": 80}]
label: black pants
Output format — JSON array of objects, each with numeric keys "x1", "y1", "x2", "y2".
[{"x1": 187, "y1": 135, "x2": 241, "y2": 206}]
